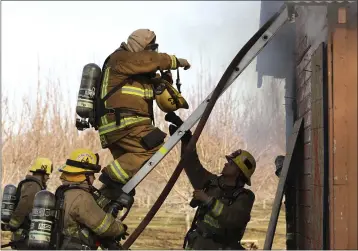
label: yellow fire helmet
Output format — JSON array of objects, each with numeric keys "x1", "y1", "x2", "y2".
[
  {"x1": 225, "y1": 149, "x2": 256, "y2": 186},
  {"x1": 29, "y1": 157, "x2": 53, "y2": 175},
  {"x1": 155, "y1": 79, "x2": 189, "y2": 113},
  {"x1": 58, "y1": 148, "x2": 101, "y2": 175}
]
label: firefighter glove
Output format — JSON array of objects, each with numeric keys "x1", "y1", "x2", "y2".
[
  {"x1": 116, "y1": 224, "x2": 129, "y2": 241},
  {"x1": 193, "y1": 190, "x2": 214, "y2": 207},
  {"x1": 176, "y1": 58, "x2": 191, "y2": 70},
  {"x1": 169, "y1": 124, "x2": 192, "y2": 143},
  {"x1": 161, "y1": 70, "x2": 173, "y2": 84},
  {"x1": 109, "y1": 204, "x2": 120, "y2": 218},
  {"x1": 1, "y1": 223, "x2": 11, "y2": 231}
]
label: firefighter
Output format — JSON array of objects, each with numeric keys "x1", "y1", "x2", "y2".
[
  {"x1": 97, "y1": 28, "x2": 191, "y2": 200},
  {"x1": 168, "y1": 123, "x2": 256, "y2": 250},
  {"x1": 2, "y1": 157, "x2": 53, "y2": 250},
  {"x1": 57, "y1": 148, "x2": 128, "y2": 250}
]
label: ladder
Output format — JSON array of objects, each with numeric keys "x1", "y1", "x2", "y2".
[{"x1": 122, "y1": 3, "x2": 297, "y2": 195}]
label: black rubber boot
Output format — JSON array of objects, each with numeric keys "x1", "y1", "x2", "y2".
[{"x1": 98, "y1": 172, "x2": 136, "y2": 199}]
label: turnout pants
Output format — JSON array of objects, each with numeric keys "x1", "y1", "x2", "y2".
[{"x1": 99, "y1": 124, "x2": 166, "y2": 199}]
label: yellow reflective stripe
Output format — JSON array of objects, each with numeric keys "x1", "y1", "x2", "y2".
[
  {"x1": 98, "y1": 116, "x2": 151, "y2": 136},
  {"x1": 144, "y1": 88, "x2": 154, "y2": 99},
  {"x1": 170, "y1": 55, "x2": 177, "y2": 69},
  {"x1": 121, "y1": 86, "x2": 153, "y2": 99},
  {"x1": 77, "y1": 99, "x2": 93, "y2": 109},
  {"x1": 203, "y1": 214, "x2": 220, "y2": 228},
  {"x1": 101, "y1": 67, "x2": 110, "y2": 126},
  {"x1": 121, "y1": 86, "x2": 144, "y2": 96},
  {"x1": 107, "y1": 160, "x2": 130, "y2": 184},
  {"x1": 92, "y1": 213, "x2": 114, "y2": 235},
  {"x1": 9, "y1": 218, "x2": 21, "y2": 228},
  {"x1": 121, "y1": 90, "x2": 144, "y2": 98},
  {"x1": 210, "y1": 199, "x2": 224, "y2": 217},
  {"x1": 159, "y1": 147, "x2": 168, "y2": 155}
]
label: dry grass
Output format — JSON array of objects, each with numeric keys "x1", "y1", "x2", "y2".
[{"x1": 1, "y1": 65, "x2": 287, "y2": 249}]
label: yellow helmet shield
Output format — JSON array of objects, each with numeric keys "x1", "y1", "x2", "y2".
[
  {"x1": 155, "y1": 80, "x2": 189, "y2": 113},
  {"x1": 29, "y1": 158, "x2": 53, "y2": 175},
  {"x1": 59, "y1": 148, "x2": 101, "y2": 175},
  {"x1": 226, "y1": 150, "x2": 256, "y2": 186}
]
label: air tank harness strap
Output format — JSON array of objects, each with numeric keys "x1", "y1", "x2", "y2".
[
  {"x1": 97, "y1": 78, "x2": 151, "y2": 126},
  {"x1": 15, "y1": 177, "x2": 45, "y2": 205}
]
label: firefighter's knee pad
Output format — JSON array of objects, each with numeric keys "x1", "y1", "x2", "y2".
[{"x1": 140, "y1": 127, "x2": 167, "y2": 150}]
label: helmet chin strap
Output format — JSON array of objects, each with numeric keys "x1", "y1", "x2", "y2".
[{"x1": 84, "y1": 173, "x2": 96, "y2": 193}]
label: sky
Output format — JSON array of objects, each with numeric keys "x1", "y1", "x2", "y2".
[{"x1": 1, "y1": 1, "x2": 262, "y2": 128}]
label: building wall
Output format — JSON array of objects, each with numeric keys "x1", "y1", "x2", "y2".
[
  {"x1": 328, "y1": 4, "x2": 358, "y2": 249},
  {"x1": 258, "y1": 2, "x2": 357, "y2": 250},
  {"x1": 294, "y1": 5, "x2": 328, "y2": 249}
]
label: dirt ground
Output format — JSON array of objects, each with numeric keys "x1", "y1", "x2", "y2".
[{"x1": 1, "y1": 204, "x2": 285, "y2": 250}]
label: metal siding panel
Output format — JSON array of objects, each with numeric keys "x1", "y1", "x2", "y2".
[
  {"x1": 304, "y1": 142, "x2": 312, "y2": 159},
  {"x1": 331, "y1": 23, "x2": 358, "y2": 249},
  {"x1": 303, "y1": 110, "x2": 312, "y2": 128},
  {"x1": 304, "y1": 126, "x2": 312, "y2": 144},
  {"x1": 297, "y1": 190, "x2": 312, "y2": 206},
  {"x1": 332, "y1": 185, "x2": 349, "y2": 249},
  {"x1": 312, "y1": 185, "x2": 324, "y2": 248},
  {"x1": 303, "y1": 158, "x2": 312, "y2": 175},
  {"x1": 332, "y1": 30, "x2": 349, "y2": 186},
  {"x1": 327, "y1": 25, "x2": 335, "y2": 251},
  {"x1": 310, "y1": 40, "x2": 329, "y2": 250},
  {"x1": 345, "y1": 26, "x2": 358, "y2": 251}
]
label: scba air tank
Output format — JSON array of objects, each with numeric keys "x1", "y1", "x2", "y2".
[
  {"x1": 76, "y1": 63, "x2": 102, "y2": 119},
  {"x1": 28, "y1": 190, "x2": 56, "y2": 250},
  {"x1": 1, "y1": 184, "x2": 17, "y2": 223}
]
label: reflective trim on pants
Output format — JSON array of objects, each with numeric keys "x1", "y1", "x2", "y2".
[
  {"x1": 106, "y1": 159, "x2": 130, "y2": 184},
  {"x1": 98, "y1": 116, "x2": 151, "y2": 136}
]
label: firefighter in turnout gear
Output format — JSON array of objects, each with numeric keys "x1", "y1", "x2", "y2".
[
  {"x1": 97, "y1": 28, "x2": 191, "y2": 200},
  {"x1": 168, "y1": 123, "x2": 256, "y2": 250},
  {"x1": 2, "y1": 157, "x2": 53, "y2": 250},
  {"x1": 57, "y1": 149, "x2": 128, "y2": 250}
]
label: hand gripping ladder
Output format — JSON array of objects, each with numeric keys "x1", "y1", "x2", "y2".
[{"x1": 121, "y1": 3, "x2": 297, "y2": 195}]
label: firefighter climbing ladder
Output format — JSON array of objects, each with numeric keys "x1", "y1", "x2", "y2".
[{"x1": 122, "y1": 2, "x2": 297, "y2": 195}]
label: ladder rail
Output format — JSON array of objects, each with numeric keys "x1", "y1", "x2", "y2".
[{"x1": 122, "y1": 3, "x2": 292, "y2": 194}]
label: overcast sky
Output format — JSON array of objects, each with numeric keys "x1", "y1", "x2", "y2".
[{"x1": 2, "y1": 1, "x2": 261, "y2": 119}]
